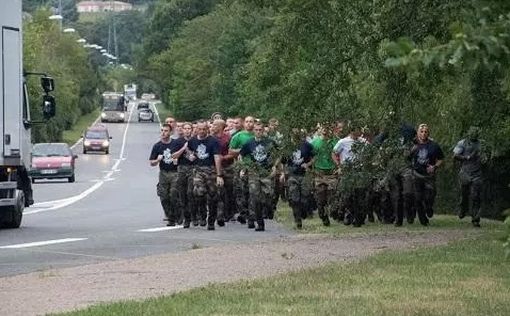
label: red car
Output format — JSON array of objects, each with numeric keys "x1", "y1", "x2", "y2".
[
  {"x1": 29, "y1": 143, "x2": 78, "y2": 183},
  {"x1": 82, "y1": 125, "x2": 111, "y2": 154}
]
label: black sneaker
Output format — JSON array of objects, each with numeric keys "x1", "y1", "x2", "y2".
[
  {"x1": 458, "y1": 211, "x2": 466, "y2": 219},
  {"x1": 394, "y1": 221, "x2": 403, "y2": 227},
  {"x1": 199, "y1": 219, "x2": 207, "y2": 227},
  {"x1": 192, "y1": 220, "x2": 199, "y2": 226},
  {"x1": 296, "y1": 221, "x2": 303, "y2": 229},
  {"x1": 217, "y1": 219, "x2": 225, "y2": 227},
  {"x1": 237, "y1": 216, "x2": 247, "y2": 224},
  {"x1": 322, "y1": 216, "x2": 330, "y2": 227},
  {"x1": 426, "y1": 208, "x2": 434, "y2": 218},
  {"x1": 207, "y1": 225, "x2": 215, "y2": 231},
  {"x1": 248, "y1": 220, "x2": 255, "y2": 229},
  {"x1": 183, "y1": 221, "x2": 191, "y2": 229},
  {"x1": 166, "y1": 222, "x2": 176, "y2": 227},
  {"x1": 472, "y1": 221, "x2": 481, "y2": 228},
  {"x1": 255, "y1": 225, "x2": 265, "y2": 231}
]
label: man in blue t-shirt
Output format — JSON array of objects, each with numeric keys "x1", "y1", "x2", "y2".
[
  {"x1": 240, "y1": 122, "x2": 277, "y2": 231},
  {"x1": 285, "y1": 129, "x2": 315, "y2": 229},
  {"x1": 410, "y1": 123, "x2": 444, "y2": 226},
  {"x1": 149, "y1": 124, "x2": 186, "y2": 226},
  {"x1": 187, "y1": 121, "x2": 224, "y2": 230}
]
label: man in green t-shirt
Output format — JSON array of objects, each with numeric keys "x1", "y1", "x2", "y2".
[
  {"x1": 227, "y1": 116, "x2": 255, "y2": 225},
  {"x1": 311, "y1": 125, "x2": 339, "y2": 226}
]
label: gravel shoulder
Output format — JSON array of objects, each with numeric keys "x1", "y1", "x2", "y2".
[{"x1": 0, "y1": 230, "x2": 469, "y2": 316}]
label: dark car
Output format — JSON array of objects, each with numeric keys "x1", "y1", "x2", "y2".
[
  {"x1": 137, "y1": 102, "x2": 150, "y2": 110},
  {"x1": 83, "y1": 125, "x2": 111, "y2": 154},
  {"x1": 138, "y1": 108, "x2": 154, "y2": 122},
  {"x1": 29, "y1": 143, "x2": 77, "y2": 183}
]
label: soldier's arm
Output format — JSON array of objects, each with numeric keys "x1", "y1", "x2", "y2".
[{"x1": 172, "y1": 142, "x2": 188, "y2": 159}]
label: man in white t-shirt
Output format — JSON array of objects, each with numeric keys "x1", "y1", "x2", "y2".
[{"x1": 333, "y1": 126, "x2": 363, "y2": 165}]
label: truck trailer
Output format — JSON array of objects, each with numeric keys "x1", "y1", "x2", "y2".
[{"x1": 0, "y1": 0, "x2": 56, "y2": 228}]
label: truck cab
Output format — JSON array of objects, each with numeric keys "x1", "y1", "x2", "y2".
[{"x1": 0, "y1": 0, "x2": 56, "y2": 228}]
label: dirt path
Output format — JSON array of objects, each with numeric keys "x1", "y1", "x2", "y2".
[{"x1": 0, "y1": 230, "x2": 467, "y2": 316}]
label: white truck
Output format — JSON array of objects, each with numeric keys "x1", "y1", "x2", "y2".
[
  {"x1": 124, "y1": 83, "x2": 137, "y2": 101},
  {"x1": 0, "y1": 0, "x2": 56, "y2": 228}
]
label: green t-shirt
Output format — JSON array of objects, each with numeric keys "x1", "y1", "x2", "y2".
[
  {"x1": 229, "y1": 130, "x2": 254, "y2": 150},
  {"x1": 311, "y1": 136, "x2": 338, "y2": 171}
]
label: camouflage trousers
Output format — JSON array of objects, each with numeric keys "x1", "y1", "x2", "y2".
[
  {"x1": 193, "y1": 166, "x2": 218, "y2": 225},
  {"x1": 413, "y1": 171, "x2": 436, "y2": 225},
  {"x1": 390, "y1": 168, "x2": 416, "y2": 225},
  {"x1": 314, "y1": 171, "x2": 338, "y2": 220},
  {"x1": 234, "y1": 170, "x2": 250, "y2": 220},
  {"x1": 218, "y1": 164, "x2": 236, "y2": 222},
  {"x1": 157, "y1": 170, "x2": 180, "y2": 224},
  {"x1": 177, "y1": 165, "x2": 195, "y2": 223},
  {"x1": 287, "y1": 174, "x2": 313, "y2": 222},
  {"x1": 248, "y1": 172, "x2": 274, "y2": 222},
  {"x1": 459, "y1": 172, "x2": 482, "y2": 224}
]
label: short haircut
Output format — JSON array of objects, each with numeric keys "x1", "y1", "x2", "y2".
[{"x1": 162, "y1": 123, "x2": 172, "y2": 131}]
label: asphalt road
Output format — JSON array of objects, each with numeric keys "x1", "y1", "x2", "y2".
[{"x1": 0, "y1": 101, "x2": 290, "y2": 277}]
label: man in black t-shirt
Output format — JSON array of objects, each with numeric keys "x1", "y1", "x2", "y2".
[
  {"x1": 149, "y1": 124, "x2": 185, "y2": 226},
  {"x1": 188, "y1": 121, "x2": 224, "y2": 230},
  {"x1": 240, "y1": 122, "x2": 277, "y2": 231},
  {"x1": 410, "y1": 124, "x2": 444, "y2": 226},
  {"x1": 285, "y1": 129, "x2": 315, "y2": 229}
]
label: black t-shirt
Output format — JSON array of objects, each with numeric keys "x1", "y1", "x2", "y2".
[
  {"x1": 188, "y1": 136, "x2": 220, "y2": 167},
  {"x1": 177, "y1": 138, "x2": 194, "y2": 166},
  {"x1": 287, "y1": 141, "x2": 314, "y2": 175},
  {"x1": 240, "y1": 138, "x2": 273, "y2": 169},
  {"x1": 149, "y1": 138, "x2": 186, "y2": 172},
  {"x1": 412, "y1": 140, "x2": 445, "y2": 175}
]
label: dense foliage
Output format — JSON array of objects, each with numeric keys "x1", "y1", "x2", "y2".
[{"x1": 24, "y1": 10, "x2": 102, "y2": 142}]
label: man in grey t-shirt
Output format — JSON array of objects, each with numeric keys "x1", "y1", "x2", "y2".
[{"x1": 453, "y1": 126, "x2": 486, "y2": 227}]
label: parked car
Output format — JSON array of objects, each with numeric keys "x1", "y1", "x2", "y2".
[
  {"x1": 29, "y1": 143, "x2": 77, "y2": 183},
  {"x1": 137, "y1": 102, "x2": 150, "y2": 110},
  {"x1": 83, "y1": 125, "x2": 111, "y2": 154},
  {"x1": 138, "y1": 108, "x2": 154, "y2": 122}
]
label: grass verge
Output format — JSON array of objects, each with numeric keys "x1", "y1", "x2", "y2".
[
  {"x1": 152, "y1": 102, "x2": 173, "y2": 123},
  {"x1": 275, "y1": 202, "x2": 503, "y2": 236},
  {"x1": 55, "y1": 224, "x2": 508, "y2": 316},
  {"x1": 62, "y1": 108, "x2": 100, "y2": 146}
]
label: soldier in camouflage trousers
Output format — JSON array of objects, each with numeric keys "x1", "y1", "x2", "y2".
[
  {"x1": 149, "y1": 124, "x2": 186, "y2": 226},
  {"x1": 285, "y1": 130, "x2": 315, "y2": 229}
]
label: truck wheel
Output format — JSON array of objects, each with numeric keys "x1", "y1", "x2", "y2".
[
  {"x1": 83, "y1": 148, "x2": 87, "y2": 154},
  {"x1": 31, "y1": 178, "x2": 35, "y2": 184},
  {"x1": 68, "y1": 174, "x2": 75, "y2": 183},
  {"x1": 105, "y1": 149, "x2": 109, "y2": 155},
  {"x1": 4, "y1": 192, "x2": 24, "y2": 228}
]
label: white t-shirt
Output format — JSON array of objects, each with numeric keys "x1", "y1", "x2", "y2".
[{"x1": 333, "y1": 136, "x2": 365, "y2": 164}]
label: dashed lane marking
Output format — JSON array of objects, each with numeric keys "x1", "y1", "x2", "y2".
[
  {"x1": 0, "y1": 238, "x2": 88, "y2": 249},
  {"x1": 137, "y1": 226, "x2": 184, "y2": 233}
]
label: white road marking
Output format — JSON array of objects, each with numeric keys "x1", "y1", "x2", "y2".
[
  {"x1": 152, "y1": 101, "x2": 162, "y2": 127},
  {"x1": 26, "y1": 104, "x2": 136, "y2": 215},
  {"x1": 137, "y1": 226, "x2": 184, "y2": 232},
  {"x1": 0, "y1": 238, "x2": 87, "y2": 249}
]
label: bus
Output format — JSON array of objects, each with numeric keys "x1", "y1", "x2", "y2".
[{"x1": 100, "y1": 92, "x2": 126, "y2": 123}]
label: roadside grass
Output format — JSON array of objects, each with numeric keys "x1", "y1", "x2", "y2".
[
  {"x1": 55, "y1": 224, "x2": 508, "y2": 316},
  {"x1": 62, "y1": 108, "x2": 100, "y2": 146},
  {"x1": 274, "y1": 202, "x2": 503, "y2": 236},
  {"x1": 152, "y1": 102, "x2": 173, "y2": 124}
]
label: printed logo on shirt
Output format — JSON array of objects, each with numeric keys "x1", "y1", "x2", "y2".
[
  {"x1": 253, "y1": 144, "x2": 267, "y2": 162},
  {"x1": 163, "y1": 148, "x2": 172, "y2": 164},
  {"x1": 417, "y1": 148, "x2": 429, "y2": 165},
  {"x1": 292, "y1": 149, "x2": 303, "y2": 165},
  {"x1": 196, "y1": 144, "x2": 209, "y2": 160}
]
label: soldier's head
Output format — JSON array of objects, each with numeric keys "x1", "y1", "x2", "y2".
[
  {"x1": 233, "y1": 117, "x2": 243, "y2": 132},
  {"x1": 225, "y1": 118, "x2": 235, "y2": 132},
  {"x1": 244, "y1": 116, "x2": 256, "y2": 132},
  {"x1": 268, "y1": 118, "x2": 279, "y2": 132},
  {"x1": 176, "y1": 122, "x2": 184, "y2": 136},
  {"x1": 417, "y1": 123, "x2": 430, "y2": 142},
  {"x1": 160, "y1": 124, "x2": 172, "y2": 141},
  {"x1": 211, "y1": 119, "x2": 226, "y2": 135},
  {"x1": 467, "y1": 126, "x2": 480, "y2": 141},
  {"x1": 195, "y1": 121, "x2": 208, "y2": 138},
  {"x1": 349, "y1": 125, "x2": 362, "y2": 140},
  {"x1": 165, "y1": 116, "x2": 177, "y2": 129},
  {"x1": 182, "y1": 122, "x2": 193, "y2": 138},
  {"x1": 253, "y1": 122, "x2": 265, "y2": 139}
]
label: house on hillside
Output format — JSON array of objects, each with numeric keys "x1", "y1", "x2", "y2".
[{"x1": 77, "y1": 1, "x2": 133, "y2": 13}]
